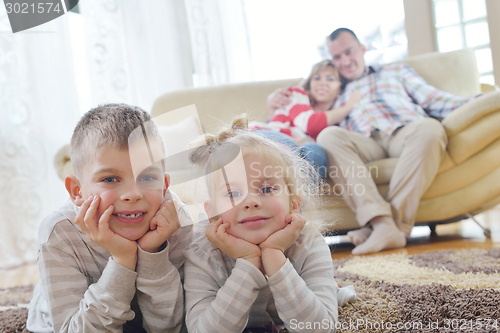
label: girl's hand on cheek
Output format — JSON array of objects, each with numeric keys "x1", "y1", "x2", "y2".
[
  {"x1": 75, "y1": 195, "x2": 138, "y2": 270},
  {"x1": 259, "y1": 213, "x2": 306, "y2": 252},
  {"x1": 259, "y1": 213, "x2": 305, "y2": 277},
  {"x1": 206, "y1": 218, "x2": 261, "y2": 269}
]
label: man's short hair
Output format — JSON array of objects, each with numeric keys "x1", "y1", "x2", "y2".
[
  {"x1": 70, "y1": 103, "x2": 166, "y2": 178},
  {"x1": 328, "y1": 28, "x2": 360, "y2": 43}
]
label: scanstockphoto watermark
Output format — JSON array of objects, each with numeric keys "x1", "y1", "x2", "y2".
[
  {"x1": 290, "y1": 318, "x2": 500, "y2": 331},
  {"x1": 289, "y1": 318, "x2": 427, "y2": 330},
  {"x1": 249, "y1": 161, "x2": 378, "y2": 181},
  {"x1": 289, "y1": 318, "x2": 500, "y2": 331},
  {"x1": 321, "y1": 163, "x2": 378, "y2": 181},
  {"x1": 249, "y1": 161, "x2": 377, "y2": 196}
]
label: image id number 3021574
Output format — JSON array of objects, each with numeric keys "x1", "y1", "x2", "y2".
[
  {"x1": 443, "y1": 318, "x2": 499, "y2": 330},
  {"x1": 5, "y1": 2, "x2": 62, "y2": 14}
]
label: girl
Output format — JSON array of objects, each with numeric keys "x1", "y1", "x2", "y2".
[
  {"x1": 184, "y1": 116, "x2": 356, "y2": 333},
  {"x1": 251, "y1": 60, "x2": 362, "y2": 179}
]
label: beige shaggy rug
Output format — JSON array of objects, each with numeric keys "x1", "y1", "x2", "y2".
[
  {"x1": 1, "y1": 248, "x2": 499, "y2": 333},
  {"x1": 332, "y1": 248, "x2": 500, "y2": 333}
]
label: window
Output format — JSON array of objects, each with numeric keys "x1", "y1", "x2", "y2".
[
  {"x1": 432, "y1": 0, "x2": 495, "y2": 85},
  {"x1": 243, "y1": 0, "x2": 407, "y2": 81}
]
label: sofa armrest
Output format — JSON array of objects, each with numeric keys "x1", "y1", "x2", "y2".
[
  {"x1": 442, "y1": 91, "x2": 500, "y2": 136},
  {"x1": 442, "y1": 91, "x2": 500, "y2": 164}
]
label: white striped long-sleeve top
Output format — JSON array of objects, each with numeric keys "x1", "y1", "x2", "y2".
[
  {"x1": 27, "y1": 190, "x2": 194, "y2": 333},
  {"x1": 249, "y1": 87, "x2": 328, "y2": 141},
  {"x1": 183, "y1": 231, "x2": 356, "y2": 333}
]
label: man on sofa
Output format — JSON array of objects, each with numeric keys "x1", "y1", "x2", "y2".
[{"x1": 267, "y1": 27, "x2": 479, "y2": 255}]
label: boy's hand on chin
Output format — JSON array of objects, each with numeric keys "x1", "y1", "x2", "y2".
[
  {"x1": 259, "y1": 213, "x2": 306, "y2": 253},
  {"x1": 207, "y1": 218, "x2": 261, "y2": 269},
  {"x1": 75, "y1": 196, "x2": 138, "y2": 271},
  {"x1": 137, "y1": 200, "x2": 180, "y2": 253}
]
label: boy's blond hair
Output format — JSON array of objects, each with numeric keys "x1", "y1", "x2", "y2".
[
  {"x1": 190, "y1": 114, "x2": 327, "y2": 237},
  {"x1": 70, "y1": 103, "x2": 166, "y2": 178}
]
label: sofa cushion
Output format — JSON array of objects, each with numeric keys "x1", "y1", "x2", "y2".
[
  {"x1": 417, "y1": 166, "x2": 500, "y2": 222},
  {"x1": 447, "y1": 111, "x2": 500, "y2": 165},
  {"x1": 158, "y1": 115, "x2": 202, "y2": 158},
  {"x1": 423, "y1": 139, "x2": 500, "y2": 199}
]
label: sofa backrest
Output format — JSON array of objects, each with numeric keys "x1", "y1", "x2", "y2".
[
  {"x1": 394, "y1": 48, "x2": 480, "y2": 98},
  {"x1": 151, "y1": 78, "x2": 301, "y2": 132},
  {"x1": 151, "y1": 48, "x2": 480, "y2": 131}
]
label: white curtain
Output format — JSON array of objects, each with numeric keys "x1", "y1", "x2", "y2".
[
  {"x1": 79, "y1": 0, "x2": 193, "y2": 110},
  {"x1": 184, "y1": 0, "x2": 253, "y2": 86},
  {"x1": 0, "y1": 0, "x2": 254, "y2": 268},
  {"x1": 0, "y1": 1, "x2": 198, "y2": 269},
  {"x1": 0, "y1": 12, "x2": 81, "y2": 269}
]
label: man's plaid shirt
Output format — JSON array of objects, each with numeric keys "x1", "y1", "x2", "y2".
[{"x1": 334, "y1": 63, "x2": 478, "y2": 137}]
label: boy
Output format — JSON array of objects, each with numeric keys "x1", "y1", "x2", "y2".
[{"x1": 27, "y1": 104, "x2": 194, "y2": 332}]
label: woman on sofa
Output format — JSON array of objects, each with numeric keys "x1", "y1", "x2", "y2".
[{"x1": 250, "y1": 59, "x2": 361, "y2": 178}]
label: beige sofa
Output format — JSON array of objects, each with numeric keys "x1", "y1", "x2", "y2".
[{"x1": 56, "y1": 48, "x2": 500, "y2": 235}]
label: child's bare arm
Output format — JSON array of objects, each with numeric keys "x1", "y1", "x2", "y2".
[
  {"x1": 325, "y1": 90, "x2": 363, "y2": 125},
  {"x1": 75, "y1": 196, "x2": 138, "y2": 270}
]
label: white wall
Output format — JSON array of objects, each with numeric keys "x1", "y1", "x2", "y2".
[
  {"x1": 486, "y1": 0, "x2": 500, "y2": 84},
  {"x1": 403, "y1": 0, "x2": 436, "y2": 56}
]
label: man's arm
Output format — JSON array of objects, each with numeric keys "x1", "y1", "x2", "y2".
[{"x1": 400, "y1": 63, "x2": 479, "y2": 118}]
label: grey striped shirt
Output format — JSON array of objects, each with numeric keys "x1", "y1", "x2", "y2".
[
  {"x1": 183, "y1": 231, "x2": 356, "y2": 333},
  {"x1": 27, "y1": 190, "x2": 194, "y2": 333}
]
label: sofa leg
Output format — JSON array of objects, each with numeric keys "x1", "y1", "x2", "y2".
[
  {"x1": 466, "y1": 213, "x2": 492, "y2": 238},
  {"x1": 429, "y1": 224, "x2": 437, "y2": 237}
]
